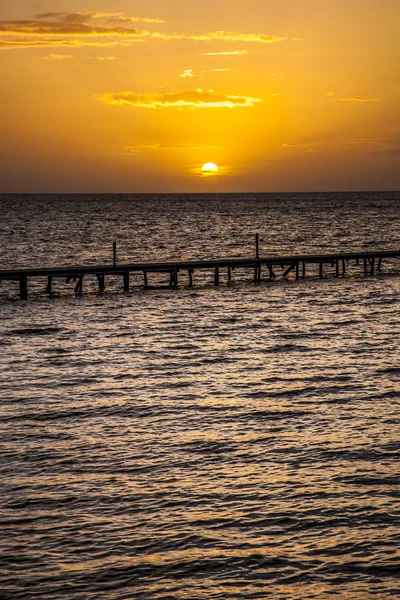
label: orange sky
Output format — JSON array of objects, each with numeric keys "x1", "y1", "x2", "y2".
[{"x1": 1, "y1": 0, "x2": 399, "y2": 192}]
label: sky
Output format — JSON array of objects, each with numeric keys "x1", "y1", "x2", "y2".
[{"x1": 1, "y1": 0, "x2": 399, "y2": 192}]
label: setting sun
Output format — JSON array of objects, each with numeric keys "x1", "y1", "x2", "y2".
[{"x1": 201, "y1": 163, "x2": 219, "y2": 176}]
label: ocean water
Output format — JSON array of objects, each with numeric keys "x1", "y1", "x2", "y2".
[{"x1": 0, "y1": 192, "x2": 399, "y2": 599}]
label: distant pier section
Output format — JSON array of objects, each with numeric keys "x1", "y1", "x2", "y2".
[{"x1": 0, "y1": 237, "x2": 399, "y2": 300}]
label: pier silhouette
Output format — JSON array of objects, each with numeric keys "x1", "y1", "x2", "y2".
[{"x1": 1, "y1": 236, "x2": 399, "y2": 300}]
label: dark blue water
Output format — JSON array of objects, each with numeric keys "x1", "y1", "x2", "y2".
[{"x1": 0, "y1": 193, "x2": 399, "y2": 599}]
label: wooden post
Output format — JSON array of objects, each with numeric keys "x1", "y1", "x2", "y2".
[
  {"x1": 295, "y1": 262, "x2": 299, "y2": 280},
  {"x1": 46, "y1": 276, "x2": 53, "y2": 294},
  {"x1": 227, "y1": 266, "x2": 232, "y2": 283},
  {"x1": 113, "y1": 241, "x2": 117, "y2": 268},
  {"x1": 267, "y1": 263, "x2": 276, "y2": 279},
  {"x1": 254, "y1": 265, "x2": 258, "y2": 283},
  {"x1": 74, "y1": 274, "x2": 83, "y2": 295},
  {"x1": 336, "y1": 260, "x2": 339, "y2": 278},
  {"x1": 143, "y1": 271, "x2": 148, "y2": 287},
  {"x1": 97, "y1": 274, "x2": 105, "y2": 293},
  {"x1": 377, "y1": 258, "x2": 383, "y2": 272},
  {"x1": 302, "y1": 262, "x2": 306, "y2": 279},
  {"x1": 283, "y1": 263, "x2": 296, "y2": 278},
  {"x1": 19, "y1": 274, "x2": 28, "y2": 300},
  {"x1": 371, "y1": 258, "x2": 375, "y2": 276},
  {"x1": 319, "y1": 262, "x2": 323, "y2": 278},
  {"x1": 188, "y1": 269, "x2": 193, "y2": 287},
  {"x1": 364, "y1": 258, "x2": 367, "y2": 274},
  {"x1": 255, "y1": 233, "x2": 259, "y2": 259},
  {"x1": 215, "y1": 266, "x2": 219, "y2": 286},
  {"x1": 342, "y1": 260, "x2": 346, "y2": 277},
  {"x1": 258, "y1": 265, "x2": 262, "y2": 282},
  {"x1": 123, "y1": 271, "x2": 130, "y2": 292}
]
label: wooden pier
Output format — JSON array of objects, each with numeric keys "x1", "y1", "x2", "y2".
[{"x1": 0, "y1": 242, "x2": 399, "y2": 300}]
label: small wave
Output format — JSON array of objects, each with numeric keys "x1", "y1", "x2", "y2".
[{"x1": 4, "y1": 327, "x2": 62, "y2": 336}]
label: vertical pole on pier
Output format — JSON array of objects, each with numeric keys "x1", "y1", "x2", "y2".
[
  {"x1": 123, "y1": 271, "x2": 130, "y2": 292},
  {"x1": 113, "y1": 241, "x2": 117, "y2": 268},
  {"x1": 143, "y1": 271, "x2": 148, "y2": 287},
  {"x1": 342, "y1": 260, "x2": 346, "y2": 277},
  {"x1": 302, "y1": 262, "x2": 306, "y2": 279},
  {"x1": 255, "y1": 234, "x2": 260, "y2": 259},
  {"x1": 296, "y1": 262, "x2": 299, "y2": 280},
  {"x1": 319, "y1": 262, "x2": 323, "y2": 278},
  {"x1": 377, "y1": 258, "x2": 382, "y2": 272},
  {"x1": 215, "y1": 266, "x2": 220, "y2": 286},
  {"x1": 19, "y1": 274, "x2": 28, "y2": 300},
  {"x1": 364, "y1": 258, "x2": 367, "y2": 274},
  {"x1": 188, "y1": 269, "x2": 193, "y2": 287},
  {"x1": 46, "y1": 276, "x2": 53, "y2": 294},
  {"x1": 336, "y1": 260, "x2": 339, "y2": 278},
  {"x1": 227, "y1": 266, "x2": 232, "y2": 284}
]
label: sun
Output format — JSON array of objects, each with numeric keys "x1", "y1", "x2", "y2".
[{"x1": 201, "y1": 162, "x2": 219, "y2": 176}]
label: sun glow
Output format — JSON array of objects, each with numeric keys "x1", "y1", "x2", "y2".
[{"x1": 201, "y1": 162, "x2": 219, "y2": 176}]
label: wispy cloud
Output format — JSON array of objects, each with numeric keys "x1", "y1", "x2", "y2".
[
  {"x1": 339, "y1": 96, "x2": 378, "y2": 102},
  {"x1": 180, "y1": 69, "x2": 196, "y2": 78},
  {"x1": 124, "y1": 143, "x2": 221, "y2": 154},
  {"x1": 149, "y1": 32, "x2": 286, "y2": 43},
  {"x1": 0, "y1": 14, "x2": 290, "y2": 51},
  {"x1": 211, "y1": 68, "x2": 233, "y2": 72},
  {"x1": 202, "y1": 50, "x2": 248, "y2": 56},
  {"x1": 0, "y1": 38, "x2": 136, "y2": 49},
  {"x1": 42, "y1": 53, "x2": 116, "y2": 60},
  {"x1": 42, "y1": 53, "x2": 74, "y2": 60},
  {"x1": 98, "y1": 89, "x2": 262, "y2": 109},
  {"x1": 35, "y1": 12, "x2": 165, "y2": 24},
  {"x1": 327, "y1": 92, "x2": 378, "y2": 102}
]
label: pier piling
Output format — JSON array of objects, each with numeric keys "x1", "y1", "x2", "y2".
[
  {"x1": 19, "y1": 274, "x2": 28, "y2": 300},
  {"x1": 123, "y1": 271, "x2": 130, "y2": 292}
]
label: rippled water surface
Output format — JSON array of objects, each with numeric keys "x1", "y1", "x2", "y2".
[{"x1": 0, "y1": 193, "x2": 399, "y2": 599}]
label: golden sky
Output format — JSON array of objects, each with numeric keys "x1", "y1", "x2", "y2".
[{"x1": 1, "y1": 0, "x2": 399, "y2": 192}]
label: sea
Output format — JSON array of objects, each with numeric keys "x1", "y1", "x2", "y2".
[{"x1": 0, "y1": 192, "x2": 399, "y2": 599}]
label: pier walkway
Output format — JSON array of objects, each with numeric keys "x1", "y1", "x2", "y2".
[{"x1": 0, "y1": 240, "x2": 399, "y2": 299}]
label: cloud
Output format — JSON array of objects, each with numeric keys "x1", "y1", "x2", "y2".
[
  {"x1": 105, "y1": 16, "x2": 165, "y2": 24},
  {"x1": 35, "y1": 12, "x2": 164, "y2": 24},
  {"x1": 339, "y1": 96, "x2": 378, "y2": 102},
  {"x1": 42, "y1": 53, "x2": 74, "y2": 60},
  {"x1": 0, "y1": 38, "x2": 136, "y2": 49},
  {"x1": 148, "y1": 31, "x2": 287, "y2": 43},
  {"x1": 42, "y1": 53, "x2": 116, "y2": 60},
  {"x1": 202, "y1": 50, "x2": 248, "y2": 56},
  {"x1": 0, "y1": 14, "x2": 289, "y2": 51},
  {"x1": 0, "y1": 20, "x2": 144, "y2": 37},
  {"x1": 180, "y1": 69, "x2": 195, "y2": 78},
  {"x1": 211, "y1": 68, "x2": 233, "y2": 72},
  {"x1": 327, "y1": 92, "x2": 378, "y2": 102},
  {"x1": 98, "y1": 89, "x2": 262, "y2": 109},
  {"x1": 124, "y1": 143, "x2": 221, "y2": 154}
]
